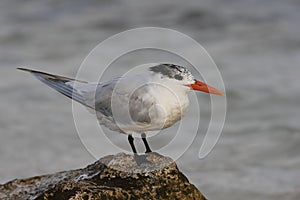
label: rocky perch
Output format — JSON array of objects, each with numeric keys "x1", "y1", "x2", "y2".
[{"x1": 0, "y1": 153, "x2": 206, "y2": 200}]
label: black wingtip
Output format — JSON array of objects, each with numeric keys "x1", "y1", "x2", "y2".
[
  {"x1": 17, "y1": 67, "x2": 39, "y2": 73},
  {"x1": 17, "y1": 67, "x2": 88, "y2": 83},
  {"x1": 17, "y1": 67, "x2": 31, "y2": 72}
]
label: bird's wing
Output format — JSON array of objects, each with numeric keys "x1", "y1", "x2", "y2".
[
  {"x1": 128, "y1": 88, "x2": 154, "y2": 124},
  {"x1": 18, "y1": 68, "x2": 162, "y2": 132},
  {"x1": 17, "y1": 68, "x2": 96, "y2": 109},
  {"x1": 93, "y1": 80, "x2": 117, "y2": 118},
  {"x1": 93, "y1": 76, "x2": 160, "y2": 132}
]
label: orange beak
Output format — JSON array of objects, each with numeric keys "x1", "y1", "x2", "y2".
[{"x1": 187, "y1": 79, "x2": 224, "y2": 96}]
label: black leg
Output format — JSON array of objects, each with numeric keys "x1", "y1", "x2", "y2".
[
  {"x1": 128, "y1": 134, "x2": 137, "y2": 154},
  {"x1": 128, "y1": 134, "x2": 151, "y2": 165},
  {"x1": 141, "y1": 133, "x2": 152, "y2": 153}
]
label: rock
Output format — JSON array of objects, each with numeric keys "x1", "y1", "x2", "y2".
[{"x1": 0, "y1": 153, "x2": 207, "y2": 200}]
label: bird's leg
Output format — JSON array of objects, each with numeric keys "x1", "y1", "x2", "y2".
[
  {"x1": 128, "y1": 134, "x2": 137, "y2": 154},
  {"x1": 128, "y1": 134, "x2": 151, "y2": 165},
  {"x1": 141, "y1": 133, "x2": 152, "y2": 153}
]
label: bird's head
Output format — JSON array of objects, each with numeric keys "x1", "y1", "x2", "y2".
[{"x1": 149, "y1": 64, "x2": 224, "y2": 96}]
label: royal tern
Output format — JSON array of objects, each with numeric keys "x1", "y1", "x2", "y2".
[{"x1": 18, "y1": 64, "x2": 224, "y2": 155}]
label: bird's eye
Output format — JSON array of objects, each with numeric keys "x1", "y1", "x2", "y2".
[{"x1": 174, "y1": 74, "x2": 183, "y2": 80}]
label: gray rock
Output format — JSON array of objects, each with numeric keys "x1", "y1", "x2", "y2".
[{"x1": 0, "y1": 153, "x2": 206, "y2": 200}]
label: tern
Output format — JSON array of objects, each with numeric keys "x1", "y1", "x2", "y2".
[{"x1": 18, "y1": 64, "x2": 224, "y2": 155}]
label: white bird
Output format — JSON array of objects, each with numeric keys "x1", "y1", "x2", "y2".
[{"x1": 18, "y1": 64, "x2": 224, "y2": 155}]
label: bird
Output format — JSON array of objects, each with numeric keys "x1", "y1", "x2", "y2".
[{"x1": 18, "y1": 64, "x2": 224, "y2": 155}]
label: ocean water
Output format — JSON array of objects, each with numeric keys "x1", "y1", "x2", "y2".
[{"x1": 1, "y1": 0, "x2": 300, "y2": 199}]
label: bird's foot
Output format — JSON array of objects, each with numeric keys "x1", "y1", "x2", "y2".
[
  {"x1": 145, "y1": 149, "x2": 152, "y2": 154},
  {"x1": 134, "y1": 154, "x2": 151, "y2": 166},
  {"x1": 146, "y1": 151, "x2": 160, "y2": 156}
]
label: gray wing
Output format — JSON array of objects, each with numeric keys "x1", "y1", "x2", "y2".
[
  {"x1": 19, "y1": 68, "x2": 159, "y2": 133},
  {"x1": 129, "y1": 89, "x2": 153, "y2": 124},
  {"x1": 18, "y1": 68, "x2": 95, "y2": 109},
  {"x1": 94, "y1": 81, "x2": 116, "y2": 117},
  {"x1": 18, "y1": 68, "x2": 118, "y2": 116},
  {"x1": 18, "y1": 67, "x2": 123, "y2": 131},
  {"x1": 93, "y1": 77, "x2": 159, "y2": 133}
]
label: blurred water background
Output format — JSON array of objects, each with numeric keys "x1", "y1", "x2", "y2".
[{"x1": 1, "y1": 0, "x2": 300, "y2": 199}]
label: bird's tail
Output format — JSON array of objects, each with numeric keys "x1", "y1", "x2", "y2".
[{"x1": 18, "y1": 68, "x2": 93, "y2": 109}]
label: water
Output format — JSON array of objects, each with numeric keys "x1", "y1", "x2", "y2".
[{"x1": 1, "y1": 0, "x2": 300, "y2": 199}]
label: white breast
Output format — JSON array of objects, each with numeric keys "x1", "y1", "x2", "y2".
[{"x1": 148, "y1": 81, "x2": 189, "y2": 129}]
